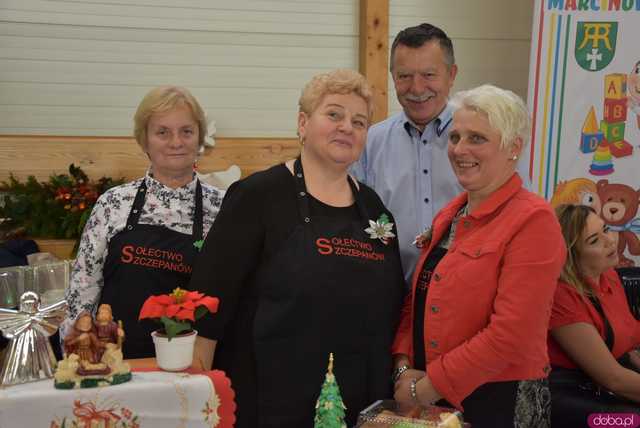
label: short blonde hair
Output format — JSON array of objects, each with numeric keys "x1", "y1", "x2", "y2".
[
  {"x1": 451, "y1": 84, "x2": 530, "y2": 150},
  {"x1": 133, "y1": 86, "x2": 207, "y2": 149},
  {"x1": 298, "y1": 69, "x2": 374, "y2": 122},
  {"x1": 555, "y1": 204, "x2": 597, "y2": 296}
]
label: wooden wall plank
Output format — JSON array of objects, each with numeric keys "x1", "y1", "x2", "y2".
[
  {"x1": 34, "y1": 239, "x2": 75, "y2": 260},
  {"x1": 359, "y1": 0, "x2": 389, "y2": 125},
  {"x1": 0, "y1": 136, "x2": 300, "y2": 182}
]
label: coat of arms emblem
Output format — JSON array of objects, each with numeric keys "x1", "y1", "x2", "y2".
[{"x1": 575, "y1": 21, "x2": 618, "y2": 72}]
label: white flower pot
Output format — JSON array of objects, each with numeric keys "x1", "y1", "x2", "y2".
[{"x1": 151, "y1": 329, "x2": 197, "y2": 371}]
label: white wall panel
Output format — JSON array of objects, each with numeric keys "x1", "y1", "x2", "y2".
[
  {"x1": 0, "y1": 1, "x2": 536, "y2": 136},
  {"x1": 0, "y1": 105, "x2": 294, "y2": 135},
  {"x1": 391, "y1": 0, "x2": 532, "y2": 40},
  {"x1": 0, "y1": 0, "x2": 359, "y2": 137},
  {"x1": 388, "y1": 0, "x2": 533, "y2": 114}
]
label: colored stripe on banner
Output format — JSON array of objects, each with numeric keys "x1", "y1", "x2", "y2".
[
  {"x1": 553, "y1": 15, "x2": 572, "y2": 194},
  {"x1": 538, "y1": 13, "x2": 556, "y2": 195},
  {"x1": 530, "y1": 0, "x2": 546, "y2": 182},
  {"x1": 544, "y1": 14, "x2": 563, "y2": 199}
]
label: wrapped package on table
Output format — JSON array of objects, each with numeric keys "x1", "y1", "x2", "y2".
[{"x1": 356, "y1": 400, "x2": 470, "y2": 428}]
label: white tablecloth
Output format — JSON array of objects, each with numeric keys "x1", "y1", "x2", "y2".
[{"x1": 0, "y1": 371, "x2": 221, "y2": 428}]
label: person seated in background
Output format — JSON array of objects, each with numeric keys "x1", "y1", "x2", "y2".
[
  {"x1": 391, "y1": 84, "x2": 565, "y2": 427},
  {"x1": 549, "y1": 204, "x2": 640, "y2": 426},
  {"x1": 61, "y1": 86, "x2": 224, "y2": 367},
  {"x1": 189, "y1": 69, "x2": 405, "y2": 428}
]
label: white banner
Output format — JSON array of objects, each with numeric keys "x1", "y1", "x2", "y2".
[{"x1": 528, "y1": 0, "x2": 640, "y2": 266}]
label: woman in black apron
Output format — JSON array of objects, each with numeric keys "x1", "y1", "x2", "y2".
[
  {"x1": 62, "y1": 86, "x2": 224, "y2": 366},
  {"x1": 190, "y1": 69, "x2": 404, "y2": 427}
]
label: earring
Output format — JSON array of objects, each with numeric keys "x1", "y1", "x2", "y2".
[{"x1": 511, "y1": 155, "x2": 518, "y2": 161}]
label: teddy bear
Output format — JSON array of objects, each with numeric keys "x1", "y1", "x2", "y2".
[{"x1": 597, "y1": 180, "x2": 640, "y2": 267}]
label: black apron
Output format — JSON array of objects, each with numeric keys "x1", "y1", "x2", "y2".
[
  {"x1": 241, "y1": 159, "x2": 401, "y2": 428},
  {"x1": 100, "y1": 178, "x2": 203, "y2": 359}
]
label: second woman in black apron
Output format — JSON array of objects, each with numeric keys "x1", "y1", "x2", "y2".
[{"x1": 190, "y1": 69, "x2": 404, "y2": 427}]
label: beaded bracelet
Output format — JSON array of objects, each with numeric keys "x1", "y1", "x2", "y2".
[{"x1": 409, "y1": 378, "x2": 419, "y2": 404}]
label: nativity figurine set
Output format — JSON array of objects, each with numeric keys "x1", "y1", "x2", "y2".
[
  {"x1": 54, "y1": 304, "x2": 131, "y2": 389},
  {"x1": 0, "y1": 291, "x2": 131, "y2": 389}
]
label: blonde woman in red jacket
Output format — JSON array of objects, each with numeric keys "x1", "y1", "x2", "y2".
[{"x1": 391, "y1": 84, "x2": 566, "y2": 427}]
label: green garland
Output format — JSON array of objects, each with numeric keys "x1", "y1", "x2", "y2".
[{"x1": 0, "y1": 164, "x2": 123, "y2": 241}]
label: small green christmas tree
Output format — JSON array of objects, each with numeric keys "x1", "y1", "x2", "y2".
[{"x1": 314, "y1": 353, "x2": 347, "y2": 428}]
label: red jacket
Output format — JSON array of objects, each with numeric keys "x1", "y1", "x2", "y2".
[
  {"x1": 392, "y1": 174, "x2": 566, "y2": 409},
  {"x1": 548, "y1": 268, "x2": 640, "y2": 368}
]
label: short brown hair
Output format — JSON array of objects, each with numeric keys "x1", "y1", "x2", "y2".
[
  {"x1": 555, "y1": 204, "x2": 597, "y2": 296},
  {"x1": 298, "y1": 69, "x2": 374, "y2": 122},
  {"x1": 133, "y1": 86, "x2": 207, "y2": 150}
]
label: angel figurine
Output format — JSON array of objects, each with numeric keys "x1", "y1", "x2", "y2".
[{"x1": 0, "y1": 291, "x2": 67, "y2": 386}]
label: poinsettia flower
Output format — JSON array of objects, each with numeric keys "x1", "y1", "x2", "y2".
[
  {"x1": 139, "y1": 288, "x2": 219, "y2": 340},
  {"x1": 139, "y1": 288, "x2": 219, "y2": 322}
]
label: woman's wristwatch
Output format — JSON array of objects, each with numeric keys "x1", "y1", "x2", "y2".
[{"x1": 392, "y1": 364, "x2": 410, "y2": 383}]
